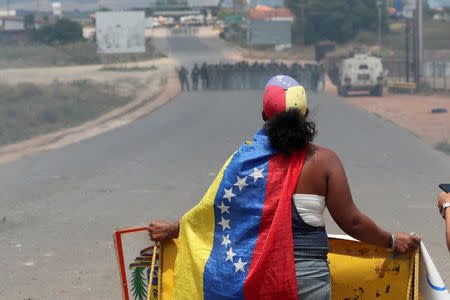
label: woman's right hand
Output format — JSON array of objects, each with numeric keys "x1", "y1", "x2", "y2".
[
  {"x1": 148, "y1": 220, "x2": 180, "y2": 242},
  {"x1": 394, "y1": 232, "x2": 421, "y2": 254}
]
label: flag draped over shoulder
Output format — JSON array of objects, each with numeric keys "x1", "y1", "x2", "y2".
[{"x1": 172, "y1": 129, "x2": 308, "y2": 300}]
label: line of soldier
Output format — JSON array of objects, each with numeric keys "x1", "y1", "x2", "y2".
[
  {"x1": 177, "y1": 63, "x2": 209, "y2": 92},
  {"x1": 177, "y1": 61, "x2": 325, "y2": 92}
]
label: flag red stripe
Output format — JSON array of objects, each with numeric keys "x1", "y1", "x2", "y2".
[{"x1": 243, "y1": 147, "x2": 307, "y2": 299}]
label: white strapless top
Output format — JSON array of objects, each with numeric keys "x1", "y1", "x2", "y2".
[{"x1": 293, "y1": 194, "x2": 326, "y2": 227}]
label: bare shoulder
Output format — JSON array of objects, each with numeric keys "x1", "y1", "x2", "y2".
[
  {"x1": 307, "y1": 144, "x2": 344, "y2": 177},
  {"x1": 308, "y1": 144, "x2": 341, "y2": 163}
]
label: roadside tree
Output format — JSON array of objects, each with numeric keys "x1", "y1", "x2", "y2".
[
  {"x1": 23, "y1": 14, "x2": 36, "y2": 31},
  {"x1": 34, "y1": 18, "x2": 83, "y2": 45},
  {"x1": 285, "y1": 0, "x2": 389, "y2": 45}
]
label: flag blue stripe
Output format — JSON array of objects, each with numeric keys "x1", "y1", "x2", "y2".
[{"x1": 203, "y1": 129, "x2": 278, "y2": 300}]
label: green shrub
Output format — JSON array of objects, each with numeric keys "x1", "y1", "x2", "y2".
[{"x1": 33, "y1": 18, "x2": 83, "y2": 45}]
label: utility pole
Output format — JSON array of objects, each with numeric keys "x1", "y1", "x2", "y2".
[
  {"x1": 36, "y1": 0, "x2": 40, "y2": 21},
  {"x1": 405, "y1": 19, "x2": 410, "y2": 82},
  {"x1": 412, "y1": 0, "x2": 423, "y2": 84},
  {"x1": 300, "y1": 0, "x2": 305, "y2": 47},
  {"x1": 413, "y1": 8, "x2": 418, "y2": 83},
  {"x1": 377, "y1": 0, "x2": 383, "y2": 54},
  {"x1": 417, "y1": 0, "x2": 423, "y2": 83}
]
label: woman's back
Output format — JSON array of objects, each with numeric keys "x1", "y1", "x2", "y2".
[
  {"x1": 295, "y1": 144, "x2": 336, "y2": 197},
  {"x1": 294, "y1": 143, "x2": 362, "y2": 237}
]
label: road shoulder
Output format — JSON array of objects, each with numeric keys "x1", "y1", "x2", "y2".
[{"x1": 324, "y1": 76, "x2": 450, "y2": 150}]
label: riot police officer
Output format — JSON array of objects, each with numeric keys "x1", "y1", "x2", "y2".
[{"x1": 191, "y1": 64, "x2": 200, "y2": 91}]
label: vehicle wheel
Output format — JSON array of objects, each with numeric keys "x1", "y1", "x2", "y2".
[
  {"x1": 342, "y1": 87, "x2": 348, "y2": 97},
  {"x1": 375, "y1": 85, "x2": 383, "y2": 96},
  {"x1": 337, "y1": 85, "x2": 342, "y2": 96}
]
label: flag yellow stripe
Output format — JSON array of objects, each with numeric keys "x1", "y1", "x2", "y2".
[{"x1": 172, "y1": 153, "x2": 236, "y2": 300}]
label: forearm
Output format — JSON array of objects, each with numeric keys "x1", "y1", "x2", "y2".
[
  {"x1": 343, "y1": 211, "x2": 391, "y2": 249},
  {"x1": 446, "y1": 209, "x2": 450, "y2": 252},
  {"x1": 169, "y1": 220, "x2": 181, "y2": 239}
]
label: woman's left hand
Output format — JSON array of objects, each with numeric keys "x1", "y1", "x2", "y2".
[{"x1": 394, "y1": 232, "x2": 421, "y2": 254}]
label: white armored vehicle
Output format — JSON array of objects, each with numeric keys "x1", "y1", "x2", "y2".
[{"x1": 337, "y1": 47, "x2": 386, "y2": 96}]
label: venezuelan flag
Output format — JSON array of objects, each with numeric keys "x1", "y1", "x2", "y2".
[{"x1": 172, "y1": 129, "x2": 308, "y2": 299}]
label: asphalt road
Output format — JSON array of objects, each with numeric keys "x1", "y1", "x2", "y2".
[{"x1": 1, "y1": 29, "x2": 449, "y2": 299}]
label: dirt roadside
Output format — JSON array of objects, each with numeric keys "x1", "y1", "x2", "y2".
[{"x1": 324, "y1": 76, "x2": 450, "y2": 147}]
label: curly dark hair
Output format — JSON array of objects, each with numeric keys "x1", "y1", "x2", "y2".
[{"x1": 263, "y1": 108, "x2": 317, "y2": 155}]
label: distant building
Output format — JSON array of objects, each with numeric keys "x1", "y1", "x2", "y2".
[
  {"x1": 428, "y1": 0, "x2": 450, "y2": 9},
  {"x1": 248, "y1": 5, "x2": 294, "y2": 20},
  {"x1": 52, "y1": 2, "x2": 62, "y2": 18},
  {"x1": 0, "y1": 16, "x2": 54, "y2": 45},
  {"x1": 433, "y1": 12, "x2": 450, "y2": 22},
  {"x1": 249, "y1": 0, "x2": 283, "y2": 8},
  {"x1": 0, "y1": 16, "x2": 53, "y2": 31},
  {"x1": 247, "y1": 5, "x2": 294, "y2": 47},
  {"x1": 0, "y1": 10, "x2": 16, "y2": 17}
]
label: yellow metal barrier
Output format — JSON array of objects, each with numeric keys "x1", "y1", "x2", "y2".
[
  {"x1": 156, "y1": 237, "x2": 419, "y2": 299},
  {"x1": 387, "y1": 81, "x2": 417, "y2": 94},
  {"x1": 328, "y1": 237, "x2": 417, "y2": 299}
]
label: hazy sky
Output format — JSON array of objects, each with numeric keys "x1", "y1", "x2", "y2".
[
  {"x1": 3, "y1": 0, "x2": 221, "y2": 11},
  {"x1": 2, "y1": 0, "x2": 448, "y2": 12},
  {"x1": 428, "y1": 0, "x2": 450, "y2": 8}
]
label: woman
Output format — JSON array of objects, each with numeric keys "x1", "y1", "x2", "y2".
[
  {"x1": 149, "y1": 75, "x2": 420, "y2": 299},
  {"x1": 437, "y1": 192, "x2": 450, "y2": 251}
]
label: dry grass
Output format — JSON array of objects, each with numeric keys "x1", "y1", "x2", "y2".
[
  {"x1": 0, "y1": 80, "x2": 133, "y2": 146},
  {"x1": 0, "y1": 40, "x2": 165, "y2": 69},
  {"x1": 242, "y1": 45, "x2": 316, "y2": 61},
  {"x1": 353, "y1": 18, "x2": 450, "y2": 57}
]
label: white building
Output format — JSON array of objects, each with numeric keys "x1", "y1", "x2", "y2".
[{"x1": 0, "y1": 17, "x2": 53, "y2": 31}]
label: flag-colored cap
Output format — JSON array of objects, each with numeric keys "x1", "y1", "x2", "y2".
[{"x1": 263, "y1": 75, "x2": 307, "y2": 119}]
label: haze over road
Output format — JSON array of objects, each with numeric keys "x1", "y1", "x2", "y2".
[{"x1": 0, "y1": 28, "x2": 449, "y2": 299}]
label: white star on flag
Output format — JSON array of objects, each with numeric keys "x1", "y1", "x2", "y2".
[
  {"x1": 223, "y1": 187, "x2": 236, "y2": 202},
  {"x1": 226, "y1": 247, "x2": 236, "y2": 262},
  {"x1": 249, "y1": 167, "x2": 264, "y2": 182},
  {"x1": 276, "y1": 75, "x2": 283, "y2": 80},
  {"x1": 234, "y1": 258, "x2": 248, "y2": 273},
  {"x1": 217, "y1": 202, "x2": 230, "y2": 214},
  {"x1": 221, "y1": 234, "x2": 231, "y2": 247},
  {"x1": 218, "y1": 216, "x2": 231, "y2": 231},
  {"x1": 234, "y1": 176, "x2": 248, "y2": 191}
]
